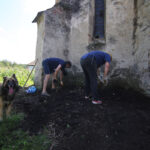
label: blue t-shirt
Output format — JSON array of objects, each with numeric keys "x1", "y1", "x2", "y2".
[
  {"x1": 44, "y1": 58, "x2": 66, "y2": 70},
  {"x1": 81, "y1": 51, "x2": 111, "y2": 67}
]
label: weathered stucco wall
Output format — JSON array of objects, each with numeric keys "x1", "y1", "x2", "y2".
[
  {"x1": 106, "y1": 0, "x2": 134, "y2": 66},
  {"x1": 34, "y1": 0, "x2": 150, "y2": 96},
  {"x1": 105, "y1": 0, "x2": 137, "y2": 90},
  {"x1": 133, "y1": 0, "x2": 150, "y2": 95},
  {"x1": 43, "y1": 6, "x2": 70, "y2": 61},
  {"x1": 34, "y1": 14, "x2": 45, "y2": 87},
  {"x1": 105, "y1": 0, "x2": 150, "y2": 95},
  {"x1": 69, "y1": 0, "x2": 90, "y2": 73}
]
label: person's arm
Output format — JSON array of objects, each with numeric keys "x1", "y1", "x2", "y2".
[
  {"x1": 54, "y1": 64, "x2": 62, "y2": 79},
  {"x1": 60, "y1": 70, "x2": 64, "y2": 86},
  {"x1": 100, "y1": 62, "x2": 110, "y2": 86},
  {"x1": 104, "y1": 62, "x2": 110, "y2": 78},
  {"x1": 97, "y1": 67, "x2": 104, "y2": 82},
  {"x1": 102, "y1": 62, "x2": 110, "y2": 85},
  {"x1": 97, "y1": 67, "x2": 100, "y2": 77}
]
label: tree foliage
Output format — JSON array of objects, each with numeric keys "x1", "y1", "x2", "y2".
[{"x1": 0, "y1": 60, "x2": 34, "y2": 87}]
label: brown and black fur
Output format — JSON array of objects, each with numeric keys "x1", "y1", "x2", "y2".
[{"x1": 0, "y1": 74, "x2": 19, "y2": 121}]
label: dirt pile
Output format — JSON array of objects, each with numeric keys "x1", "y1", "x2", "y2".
[{"x1": 14, "y1": 87, "x2": 150, "y2": 150}]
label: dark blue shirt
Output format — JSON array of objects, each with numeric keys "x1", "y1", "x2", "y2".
[
  {"x1": 44, "y1": 58, "x2": 66, "y2": 70},
  {"x1": 81, "y1": 51, "x2": 111, "y2": 67}
]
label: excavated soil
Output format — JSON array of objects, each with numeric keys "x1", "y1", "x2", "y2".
[{"x1": 14, "y1": 87, "x2": 150, "y2": 150}]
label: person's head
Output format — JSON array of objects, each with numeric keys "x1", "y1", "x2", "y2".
[{"x1": 65, "y1": 61, "x2": 72, "y2": 68}]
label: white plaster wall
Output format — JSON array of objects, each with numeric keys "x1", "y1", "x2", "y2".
[
  {"x1": 134, "y1": 0, "x2": 150, "y2": 95},
  {"x1": 34, "y1": 0, "x2": 150, "y2": 96},
  {"x1": 106, "y1": 0, "x2": 150, "y2": 95},
  {"x1": 106, "y1": 0, "x2": 134, "y2": 68},
  {"x1": 42, "y1": 7, "x2": 70, "y2": 61},
  {"x1": 69, "y1": 0, "x2": 90, "y2": 72},
  {"x1": 34, "y1": 14, "x2": 45, "y2": 88}
]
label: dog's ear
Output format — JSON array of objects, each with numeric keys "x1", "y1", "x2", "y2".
[
  {"x1": 12, "y1": 74, "x2": 18, "y2": 82},
  {"x1": 12, "y1": 74, "x2": 16, "y2": 79},
  {"x1": 3, "y1": 77, "x2": 7, "y2": 82},
  {"x1": 2, "y1": 77, "x2": 8, "y2": 87},
  {"x1": 12, "y1": 74, "x2": 19, "y2": 88}
]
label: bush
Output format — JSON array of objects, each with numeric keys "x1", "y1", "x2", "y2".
[{"x1": 0, "y1": 61, "x2": 34, "y2": 87}]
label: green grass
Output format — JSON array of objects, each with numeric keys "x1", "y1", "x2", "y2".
[
  {"x1": 0, "y1": 61, "x2": 51, "y2": 150},
  {"x1": 0, "y1": 60, "x2": 34, "y2": 87},
  {"x1": 0, "y1": 114, "x2": 51, "y2": 150}
]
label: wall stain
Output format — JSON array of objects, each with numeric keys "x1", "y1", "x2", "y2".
[{"x1": 63, "y1": 49, "x2": 69, "y2": 57}]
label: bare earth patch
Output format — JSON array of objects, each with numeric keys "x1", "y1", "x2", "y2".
[{"x1": 14, "y1": 87, "x2": 150, "y2": 150}]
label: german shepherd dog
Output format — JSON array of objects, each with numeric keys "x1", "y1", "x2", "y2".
[{"x1": 0, "y1": 74, "x2": 19, "y2": 121}]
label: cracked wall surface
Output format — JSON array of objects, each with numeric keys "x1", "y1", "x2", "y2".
[
  {"x1": 106, "y1": 0, "x2": 150, "y2": 95},
  {"x1": 133, "y1": 0, "x2": 150, "y2": 95}
]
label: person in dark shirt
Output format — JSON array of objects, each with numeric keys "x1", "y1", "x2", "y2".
[
  {"x1": 80, "y1": 51, "x2": 112, "y2": 104},
  {"x1": 42, "y1": 58, "x2": 72, "y2": 96}
]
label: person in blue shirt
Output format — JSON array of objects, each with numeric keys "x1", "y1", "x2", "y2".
[
  {"x1": 41, "y1": 58, "x2": 72, "y2": 96},
  {"x1": 80, "y1": 51, "x2": 112, "y2": 104}
]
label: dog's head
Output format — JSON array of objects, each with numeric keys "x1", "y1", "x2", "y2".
[{"x1": 2, "y1": 74, "x2": 19, "y2": 100}]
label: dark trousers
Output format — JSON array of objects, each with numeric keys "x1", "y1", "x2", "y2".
[{"x1": 80, "y1": 56, "x2": 99, "y2": 99}]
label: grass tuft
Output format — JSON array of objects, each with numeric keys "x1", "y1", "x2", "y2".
[{"x1": 0, "y1": 113, "x2": 51, "y2": 150}]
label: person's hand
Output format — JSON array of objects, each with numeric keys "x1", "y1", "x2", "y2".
[
  {"x1": 60, "y1": 81, "x2": 64, "y2": 86},
  {"x1": 102, "y1": 76, "x2": 108, "y2": 86},
  {"x1": 98, "y1": 74, "x2": 103, "y2": 82}
]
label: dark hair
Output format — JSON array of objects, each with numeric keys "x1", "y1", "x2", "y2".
[{"x1": 65, "y1": 61, "x2": 72, "y2": 67}]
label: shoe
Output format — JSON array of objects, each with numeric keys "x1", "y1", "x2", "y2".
[
  {"x1": 92, "y1": 100, "x2": 102, "y2": 104},
  {"x1": 41, "y1": 92, "x2": 50, "y2": 97}
]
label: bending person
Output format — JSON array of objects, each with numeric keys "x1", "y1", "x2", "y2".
[
  {"x1": 42, "y1": 58, "x2": 72, "y2": 96},
  {"x1": 80, "y1": 50, "x2": 112, "y2": 104}
]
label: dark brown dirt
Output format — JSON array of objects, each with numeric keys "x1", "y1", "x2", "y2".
[{"x1": 14, "y1": 87, "x2": 150, "y2": 150}]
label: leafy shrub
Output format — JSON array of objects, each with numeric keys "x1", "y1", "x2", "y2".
[{"x1": 0, "y1": 61, "x2": 34, "y2": 87}]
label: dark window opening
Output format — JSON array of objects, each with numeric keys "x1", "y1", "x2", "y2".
[{"x1": 94, "y1": 0, "x2": 105, "y2": 39}]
